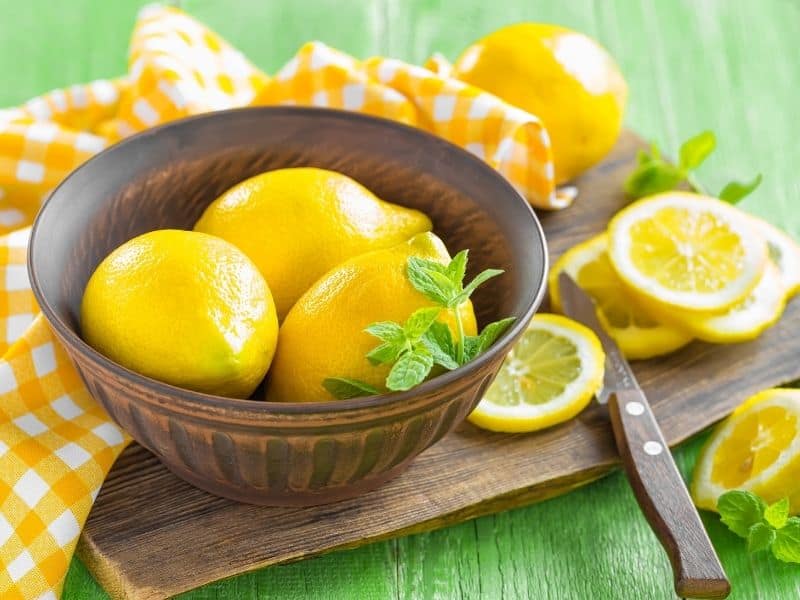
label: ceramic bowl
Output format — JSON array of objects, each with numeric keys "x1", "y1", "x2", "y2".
[{"x1": 29, "y1": 107, "x2": 547, "y2": 506}]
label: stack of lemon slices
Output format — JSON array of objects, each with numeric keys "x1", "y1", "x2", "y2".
[
  {"x1": 550, "y1": 191, "x2": 800, "y2": 358},
  {"x1": 469, "y1": 191, "x2": 799, "y2": 434}
]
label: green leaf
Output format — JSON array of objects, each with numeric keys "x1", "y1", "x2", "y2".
[
  {"x1": 366, "y1": 342, "x2": 402, "y2": 366},
  {"x1": 636, "y1": 148, "x2": 654, "y2": 166},
  {"x1": 764, "y1": 498, "x2": 790, "y2": 529},
  {"x1": 476, "y1": 317, "x2": 516, "y2": 354},
  {"x1": 649, "y1": 141, "x2": 661, "y2": 160},
  {"x1": 322, "y1": 377, "x2": 380, "y2": 400},
  {"x1": 406, "y1": 258, "x2": 451, "y2": 305},
  {"x1": 364, "y1": 321, "x2": 405, "y2": 343},
  {"x1": 446, "y1": 250, "x2": 469, "y2": 286},
  {"x1": 624, "y1": 162, "x2": 684, "y2": 198},
  {"x1": 386, "y1": 348, "x2": 435, "y2": 391},
  {"x1": 679, "y1": 130, "x2": 716, "y2": 170},
  {"x1": 462, "y1": 335, "x2": 481, "y2": 362},
  {"x1": 407, "y1": 255, "x2": 448, "y2": 275},
  {"x1": 718, "y1": 490, "x2": 767, "y2": 538},
  {"x1": 450, "y1": 268, "x2": 504, "y2": 307},
  {"x1": 404, "y1": 307, "x2": 442, "y2": 338},
  {"x1": 772, "y1": 518, "x2": 800, "y2": 563},
  {"x1": 422, "y1": 321, "x2": 459, "y2": 370},
  {"x1": 747, "y1": 522, "x2": 776, "y2": 553},
  {"x1": 718, "y1": 173, "x2": 762, "y2": 204}
]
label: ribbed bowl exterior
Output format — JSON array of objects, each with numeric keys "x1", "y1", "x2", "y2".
[{"x1": 59, "y1": 324, "x2": 503, "y2": 505}]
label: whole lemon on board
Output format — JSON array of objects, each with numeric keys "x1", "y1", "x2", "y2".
[
  {"x1": 265, "y1": 232, "x2": 477, "y2": 403},
  {"x1": 81, "y1": 230, "x2": 278, "y2": 399},
  {"x1": 195, "y1": 167, "x2": 432, "y2": 320},
  {"x1": 453, "y1": 23, "x2": 627, "y2": 183}
]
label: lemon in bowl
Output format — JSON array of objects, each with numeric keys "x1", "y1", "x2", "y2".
[
  {"x1": 195, "y1": 167, "x2": 432, "y2": 320},
  {"x1": 81, "y1": 229, "x2": 278, "y2": 399}
]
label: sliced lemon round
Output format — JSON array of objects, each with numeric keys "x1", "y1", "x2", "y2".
[
  {"x1": 664, "y1": 262, "x2": 786, "y2": 343},
  {"x1": 751, "y1": 216, "x2": 800, "y2": 297},
  {"x1": 549, "y1": 234, "x2": 692, "y2": 359},
  {"x1": 468, "y1": 313, "x2": 605, "y2": 433},
  {"x1": 608, "y1": 192, "x2": 768, "y2": 313},
  {"x1": 692, "y1": 388, "x2": 800, "y2": 513}
]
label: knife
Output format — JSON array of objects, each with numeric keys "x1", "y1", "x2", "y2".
[{"x1": 558, "y1": 272, "x2": 730, "y2": 599}]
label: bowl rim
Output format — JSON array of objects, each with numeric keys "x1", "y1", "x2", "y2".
[{"x1": 28, "y1": 106, "x2": 548, "y2": 415}]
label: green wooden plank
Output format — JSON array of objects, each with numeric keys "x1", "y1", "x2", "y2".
[
  {"x1": 184, "y1": 0, "x2": 383, "y2": 73},
  {"x1": 0, "y1": 0, "x2": 152, "y2": 108},
  {"x1": 2, "y1": 0, "x2": 799, "y2": 598}
]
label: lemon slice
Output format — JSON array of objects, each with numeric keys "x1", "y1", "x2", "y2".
[
  {"x1": 549, "y1": 234, "x2": 692, "y2": 359},
  {"x1": 692, "y1": 388, "x2": 800, "y2": 513},
  {"x1": 667, "y1": 262, "x2": 786, "y2": 343},
  {"x1": 751, "y1": 216, "x2": 800, "y2": 297},
  {"x1": 608, "y1": 192, "x2": 768, "y2": 313},
  {"x1": 468, "y1": 313, "x2": 605, "y2": 433}
]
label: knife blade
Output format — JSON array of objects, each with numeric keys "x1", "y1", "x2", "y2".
[
  {"x1": 557, "y1": 272, "x2": 638, "y2": 404},
  {"x1": 557, "y1": 272, "x2": 730, "y2": 599}
]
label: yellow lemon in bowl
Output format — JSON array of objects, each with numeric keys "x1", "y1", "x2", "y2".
[
  {"x1": 81, "y1": 229, "x2": 278, "y2": 398},
  {"x1": 265, "y1": 232, "x2": 477, "y2": 403},
  {"x1": 195, "y1": 167, "x2": 432, "y2": 320},
  {"x1": 452, "y1": 23, "x2": 627, "y2": 183}
]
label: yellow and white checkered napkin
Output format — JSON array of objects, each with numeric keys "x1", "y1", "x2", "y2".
[{"x1": 0, "y1": 4, "x2": 563, "y2": 598}]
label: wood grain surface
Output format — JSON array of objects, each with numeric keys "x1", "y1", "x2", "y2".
[
  {"x1": 2, "y1": 1, "x2": 799, "y2": 599},
  {"x1": 69, "y1": 130, "x2": 800, "y2": 600}
]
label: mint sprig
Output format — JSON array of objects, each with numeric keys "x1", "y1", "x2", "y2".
[
  {"x1": 625, "y1": 130, "x2": 762, "y2": 204},
  {"x1": 323, "y1": 250, "x2": 515, "y2": 399},
  {"x1": 717, "y1": 490, "x2": 800, "y2": 564}
]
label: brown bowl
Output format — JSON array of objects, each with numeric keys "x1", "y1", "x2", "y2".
[{"x1": 28, "y1": 107, "x2": 547, "y2": 506}]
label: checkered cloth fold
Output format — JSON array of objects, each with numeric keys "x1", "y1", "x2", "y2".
[{"x1": 0, "y1": 4, "x2": 563, "y2": 598}]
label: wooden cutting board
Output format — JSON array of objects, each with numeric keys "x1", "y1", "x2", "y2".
[{"x1": 76, "y1": 131, "x2": 800, "y2": 600}]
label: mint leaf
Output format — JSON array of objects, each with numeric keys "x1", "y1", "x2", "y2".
[
  {"x1": 624, "y1": 162, "x2": 684, "y2": 198},
  {"x1": 422, "y1": 321, "x2": 459, "y2": 370},
  {"x1": 718, "y1": 490, "x2": 767, "y2": 538},
  {"x1": 406, "y1": 258, "x2": 451, "y2": 305},
  {"x1": 404, "y1": 307, "x2": 441, "y2": 338},
  {"x1": 476, "y1": 317, "x2": 516, "y2": 354},
  {"x1": 764, "y1": 498, "x2": 790, "y2": 529},
  {"x1": 718, "y1": 174, "x2": 762, "y2": 204},
  {"x1": 679, "y1": 130, "x2": 716, "y2": 170},
  {"x1": 747, "y1": 522, "x2": 776, "y2": 553},
  {"x1": 446, "y1": 250, "x2": 468, "y2": 285},
  {"x1": 649, "y1": 141, "x2": 661, "y2": 160},
  {"x1": 366, "y1": 342, "x2": 402, "y2": 366},
  {"x1": 364, "y1": 321, "x2": 405, "y2": 343},
  {"x1": 462, "y1": 335, "x2": 481, "y2": 362},
  {"x1": 407, "y1": 255, "x2": 448, "y2": 274},
  {"x1": 636, "y1": 148, "x2": 654, "y2": 166},
  {"x1": 323, "y1": 377, "x2": 380, "y2": 399},
  {"x1": 772, "y1": 518, "x2": 800, "y2": 564},
  {"x1": 386, "y1": 348, "x2": 435, "y2": 391},
  {"x1": 450, "y1": 268, "x2": 504, "y2": 307}
]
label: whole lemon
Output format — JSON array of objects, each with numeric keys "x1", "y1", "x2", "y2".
[
  {"x1": 81, "y1": 229, "x2": 278, "y2": 398},
  {"x1": 265, "y1": 232, "x2": 477, "y2": 403},
  {"x1": 453, "y1": 23, "x2": 627, "y2": 183},
  {"x1": 194, "y1": 167, "x2": 432, "y2": 320}
]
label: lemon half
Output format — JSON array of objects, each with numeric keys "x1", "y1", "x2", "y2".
[{"x1": 692, "y1": 388, "x2": 800, "y2": 514}]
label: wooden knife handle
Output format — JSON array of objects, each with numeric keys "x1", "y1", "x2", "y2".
[{"x1": 608, "y1": 389, "x2": 730, "y2": 599}]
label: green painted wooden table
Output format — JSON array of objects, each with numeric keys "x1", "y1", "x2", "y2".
[{"x1": 2, "y1": 1, "x2": 799, "y2": 597}]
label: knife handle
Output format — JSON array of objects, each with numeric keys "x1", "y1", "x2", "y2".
[{"x1": 608, "y1": 389, "x2": 730, "y2": 599}]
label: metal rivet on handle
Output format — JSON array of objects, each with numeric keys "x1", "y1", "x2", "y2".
[
  {"x1": 625, "y1": 401, "x2": 645, "y2": 416},
  {"x1": 643, "y1": 441, "x2": 663, "y2": 456}
]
